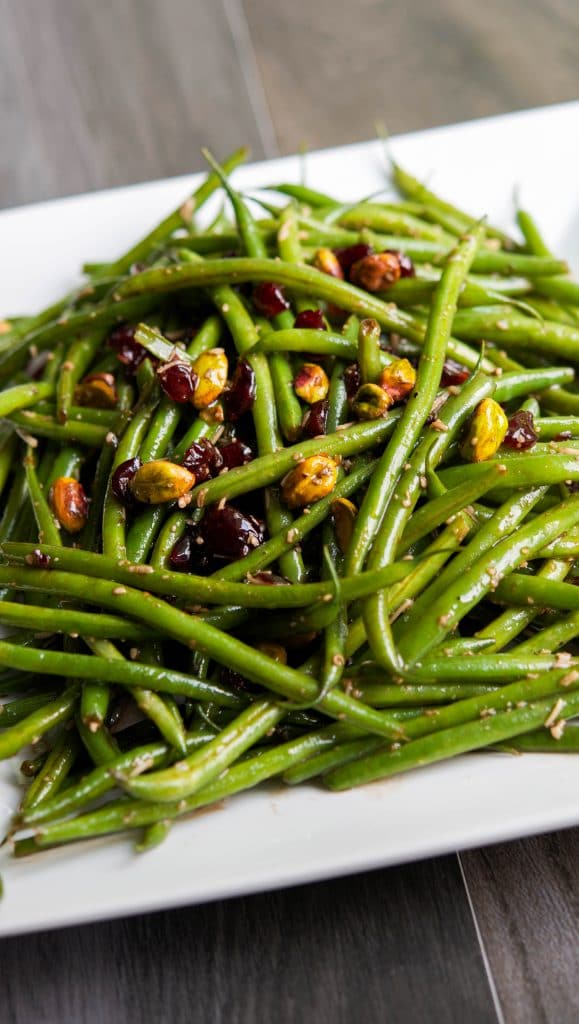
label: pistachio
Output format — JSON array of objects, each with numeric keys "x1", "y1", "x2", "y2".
[
  {"x1": 350, "y1": 251, "x2": 401, "y2": 291},
  {"x1": 50, "y1": 477, "x2": 88, "y2": 534},
  {"x1": 332, "y1": 497, "x2": 357, "y2": 554},
  {"x1": 191, "y1": 349, "x2": 228, "y2": 409},
  {"x1": 281, "y1": 454, "x2": 338, "y2": 508},
  {"x1": 313, "y1": 248, "x2": 344, "y2": 279},
  {"x1": 129, "y1": 460, "x2": 196, "y2": 504},
  {"x1": 74, "y1": 372, "x2": 118, "y2": 409},
  {"x1": 294, "y1": 362, "x2": 330, "y2": 404},
  {"x1": 352, "y1": 383, "x2": 391, "y2": 420},
  {"x1": 461, "y1": 398, "x2": 508, "y2": 462},
  {"x1": 378, "y1": 358, "x2": 416, "y2": 405}
]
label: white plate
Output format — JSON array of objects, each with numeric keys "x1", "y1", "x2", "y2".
[{"x1": 1, "y1": 101, "x2": 579, "y2": 937}]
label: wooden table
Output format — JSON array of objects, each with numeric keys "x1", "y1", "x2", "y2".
[{"x1": 1, "y1": 2, "x2": 578, "y2": 1020}]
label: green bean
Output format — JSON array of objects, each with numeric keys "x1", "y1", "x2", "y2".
[
  {"x1": 13, "y1": 725, "x2": 358, "y2": 852},
  {"x1": 325, "y1": 686, "x2": 579, "y2": 790},
  {"x1": 439, "y1": 454, "x2": 579, "y2": 492},
  {"x1": 535, "y1": 417, "x2": 579, "y2": 440},
  {"x1": 102, "y1": 384, "x2": 159, "y2": 559},
  {"x1": 0, "y1": 380, "x2": 54, "y2": 418},
  {"x1": 21, "y1": 730, "x2": 81, "y2": 812},
  {"x1": 22, "y1": 448, "x2": 61, "y2": 546},
  {"x1": 93, "y1": 146, "x2": 248, "y2": 278},
  {"x1": 135, "y1": 820, "x2": 172, "y2": 852},
  {"x1": 514, "y1": 609, "x2": 579, "y2": 656},
  {"x1": 493, "y1": 366, "x2": 574, "y2": 402},
  {"x1": 0, "y1": 543, "x2": 418, "y2": 609},
  {"x1": 475, "y1": 558, "x2": 572, "y2": 652},
  {"x1": 494, "y1": 574, "x2": 579, "y2": 612},
  {"x1": 397, "y1": 494, "x2": 579, "y2": 664},
  {"x1": 347, "y1": 227, "x2": 482, "y2": 578},
  {"x1": 357, "y1": 318, "x2": 383, "y2": 383},
  {"x1": 348, "y1": 682, "x2": 498, "y2": 705},
  {"x1": 396, "y1": 466, "x2": 500, "y2": 555},
  {"x1": 452, "y1": 307, "x2": 579, "y2": 362},
  {"x1": 0, "y1": 639, "x2": 242, "y2": 707},
  {"x1": 56, "y1": 331, "x2": 104, "y2": 422},
  {"x1": 21, "y1": 731, "x2": 214, "y2": 825},
  {"x1": 391, "y1": 161, "x2": 518, "y2": 249},
  {"x1": 0, "y1": 430, "x2": 17, "y2": 499},
  {"x1": 336, "y1": 202, "x2": 453, "y2": 242},
  {"x1": 7, "y1": 411, "x2": 109, "y2": 447},
  {"x1": 118, "y1": 698, "x2": 284, "y2": 802},
  {"x1": 283, "y1": 736, "x2": 384, "y2": 785},
  {"x1": 1, "y1": 692, "x2": 60, "y2": 725},
  {"x1": 0, "y1": 686, "x2": 79, "y2": 761},
  {"x1": 0, "y1": 296, "x2": 160, "y2": 378},
  {"x1": 0, "y1": 565, "x2": 406, "y2": 738},
  {"x1": 493, "y1": 728, "x2": 579, "y2": 754}
]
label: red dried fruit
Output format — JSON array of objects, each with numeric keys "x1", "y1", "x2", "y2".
[
  {"x1": 108, "y1": 324, "x2": 147, "y2": 372},
  {"x1": 391, "y1": 250, "x2": 415, "y2": 278},
  {"x1": 111, "y1": 457, "x2": 142, "y2": 504},
  {"x1": 503, "y1": 410, "x2": 538, "y2": 451},
  {"x1": 252, "y1": 282, "x2": 290, "y2": 319},
  {"x1": 182, "y1": 438, "x2": 224, "y2": 482},
  {"x1": 301, "y1": 399, "x2": 329, "y2": 438},
  {"x1": 25, "y1": 549, "x2": 52, "y2": 568},
  {"x1": 218, "y1": 438, "x2": 254, "y2": 469},
  {"x1": 343, "y1": 362, "x2": 362, "y2": 400},
  {"x1": 293, "y1": 308, "x2": 326, "y2": 330},
  {"x1": 169, "y1": 527, "x2": 212, "y2": 573},
  {"x1": 334, "y1": 243, "x2": 374, "y2": 275},
  {"x1": 157, "y1": 359, "x2": 197, "y2": 403},
  {"x1": 441, "y1": 359, "x2": 470, "y2": 387},
  {"x1": 224, "y1": 360, "x2": 256, "y2": 420},
  {"x1": 201, "y1": 504, "x2": 266, "y2": 561}
]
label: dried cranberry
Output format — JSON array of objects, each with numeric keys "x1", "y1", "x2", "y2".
[
  {"x1": 503, "y1": 410, "x2": 538, "y2": 451},
  {"x1": 441, "y1": 359, "x2": 470, "y2": 387},
  {"x1": 252, "y1": 282, "x2": 290, "y2": 319},
  {"x1": 218, "y1": 438, "x2": 253, "y2": 469},
  {"x1": 111, "y1": 456, "x2": 142, "y2": 504},
  {"x1": 302, "y1": 399, "x2": 329, "y2": 438},
  {"x1": 334, "y1": 243, "x2": 374, "y2": 276},
  {"x1": 554, "y1": 430, "x2": 572, "y2": 441},
  {"x1": 157, "y1": 360, "x2": 197, "y2": 403},
  {"x1": 224, "y1": 360, "x2": 256, "y2": 420},
  {"x1": 294, "y1": 308, "x2": 326, "y2": 331},
  {"x1": 201, "y1": 504, "x2": 266, "y2": 561},
  {"x1": 390, "y1": 250, "x2": 415, "y2": 278},
  {"x1": 108, "y1": 324, "x2": 147, "y2": 372},
  {"x1": 182, "y1": 438, "x2": 224, "y2": 482},
  {"x1": 169, "y1": 527, "x2": 212, "y2": 573},
  {"x1": 26, "y1": 549, "x2": 52, "y2": 568},
  {"x1": 344, "y1": 362, "x2": 361, "y2": 400}
]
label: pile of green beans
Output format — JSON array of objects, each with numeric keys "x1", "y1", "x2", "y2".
[{"x1": 1, "y1": 147, "x2": 579, "y2": 863}]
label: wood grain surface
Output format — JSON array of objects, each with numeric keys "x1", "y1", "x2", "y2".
[
  {"x1": 3, "y1": 858, "x2": 497, "y2": 1024},
  {"x1": 0, "y1": 1, "x2": 578, "y2": 1021}
]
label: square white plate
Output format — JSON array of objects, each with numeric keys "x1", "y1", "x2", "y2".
[{"x1": 1, "y1": 102, "x2": 579, "y2": 937}]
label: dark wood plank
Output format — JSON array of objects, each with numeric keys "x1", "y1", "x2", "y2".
[
  {"x1": 0, "y1": 0, "x2": 276, "y2": 208},
  {"x1": 1, "y1": 858, "x2": 497, "y2": 1024},
  {"x1": 461, "y1": 829, "x2": 579, "y2": 1024},
  {"x1": 243, "y1": 0, "x2": 579, "y2": 151}
]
